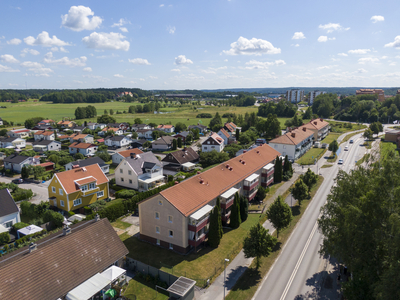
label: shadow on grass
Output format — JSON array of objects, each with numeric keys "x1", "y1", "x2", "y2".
[
  {"x1": 291, "y1": 205, "x2": 301, "y2": 217},
  {"x1": 229, "y1": 267, "x2": 262, "y2": 293}
]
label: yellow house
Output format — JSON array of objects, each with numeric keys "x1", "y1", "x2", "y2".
[{"x1": 48, "y1": 164, "x2": 109, "y2": 212}]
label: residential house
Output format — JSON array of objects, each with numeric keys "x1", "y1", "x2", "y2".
[
  {"x1": 201, "y1": 133, "x2": 224, "y2": 153},
  {"x1": 38, "y1": 119, "x2": 55, "y2": 126},
  {"x1": 32, "y1": 140, "x2": 61, "y2": 152},
  {"x1": 7, "y1": 128, "x2": 30, "y2": 139},
  {"x1": 117, "y1": 91, "x2": 133, "y2": 97},
  {"x1": 188, "y1": 124, "x2": 208, "y2": 134},
  {"x1": 65, "y1": 156, "x2": 109, "y2": 174},
  {"x1": 115, "y1": 152, "x2": 164, "y2": 191},
  {"x1": 217, "y1": 128, "x2": 230, "y2": 145},
  {"x1": 173, "y1": 131, "x2": 191, "y2": 144},
  {"x1": 299, "y1": 119, "x2": 330, "y2": 141},
  {"x1": 384, "y1": 129, "x2": 400, "y2": 148},
  {"x1": 138, "y1": 144, "x2": 280, "y2": 254},
  {"x1": 99, "y1": 127, "x2": 124, "y2": 136},
  {"x1": 69, "y1": 142, "x2": 98, "y2": 157},
  {"x1": 69, "y1": 133, "x2": 94, "y2": 144},
  {"x1": 107, "y1": 122, "x2": 130, "y2": 132},
  {"x1": 112, "y1": 149, "x2": 144, "y2": 165},
  {"x1": 268, "y1": 127, "x2": 314, "y2": 161},
  {"x1": 72, "y1": 125, "x2": 87, "y2": 133},
  {"x1": 3, "y1": 154, "x2": 40, "y2": 173},
  {"x1": 0, "y1": 117, "x2": 3, "y2": 126},
  {"x1": 48, "y1": 164, "x2": 109, "y2": 211},
  {"x1": 356, "y1": 89, "x2": 385, "y2": 102},
  {"x1": 224, "y1": 122, "x2": 240, "y2": 136},
  {"x1": 152, "y1": 136, "x2": 176, "y2": 151},
  {"x1": 131, "y1": 139, "x2": 148, "y2": 149},
  {"x1": 33, "y1": 130, "x2": 55, "y2": 141},
  {"x1": 0, "y1": 137, "x2": 26, "y2": 149},
  {"x1": 136, "y1": 129, "x2": 153, "y2": 140},
  {"x1": 32, "y1": 124, "x2": 55, "y2": 131},
  {"x1": 57, "y1": 120, "x2": 76, "y2": 128},
  {"x1": 87, "y1": 122, "x2": 97, "y2": 130},
  {"x1": 0, "y1": 218, "x2": 128, "y2": 300},
  {"x1": 131, "y1": 124, "x2": 152, "y2": 131},
  {"x1": 162, "y1": 147, "x2": 199, "y2": 171},
  {"x1": 157, "y1": 124, "x2": 175, "y2": 133},
  {"x1": 104, "y1": 135, "x2": 132, "y2": 148},
  {"x1": 36, "y1": 162, "x2": 55, "y2": 171},
  {"x1": 58, "y1": 134, "x2": 71, "y2": 141},
  {"x1": 0, "y1": 189, "x2": 20, "y2": 232}
]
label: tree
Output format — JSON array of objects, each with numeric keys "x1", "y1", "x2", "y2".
[
  {"x1": 223, "y1": 144, "x2": 243, "y2": 158},
  {"x1": 34, "y1": 201, "x2": 50, "y2": 217},
  {"x1": 104, "y1": 109, "x2": 108, "y2": 115},
  {"x1": 43, "y1": 210, "x2": 64, "y2": 229},
  {"x1": 300, "y1": 168, "x2": 318, "y2": 189},
  {"x1": 243, "y1": 223, "x2": 277, "y2": 269},
  {"x1": 199, "y1": 150, "x2": 230, "y2": 168},
  {"x1": 74, "y1": 107, "x2": 86, "y2": 119},
  {"x1": 230, "y1": 193, "x2": 241, "y2": 229},
  {"x1": 303, "y1": 107, "x2": 313, "y2": 119},
  {"x1": 172, "y1": 139, "x2": 177, "y2": 150},
  {"x1": 32, "y1": 166, "x2": 45, "y2": 180},
  {"x1": 0, "y1": 232, "x2": 10, "y2": 245},
  {"x1": 209, "y1": 112, "x2": 222, "y2": 130},
  {"x1": 20, "y1": 201, "x2": 35, "y2": 218},
  {"x1": 134, "y1": 118, "x2": 142, "y2": 124},
  {"x1": 109, "y1": 109, "x2": 114, "y2": 115},
  {"x1": 177, "y1": 137, "x2": 182, "y2": 148},
  {"x1": 328, "y1": 139, "x2": 339, "y2": 157},
  {"x1": 235, "y1": 128, "x2": 240, "y2": 141},
  {"x1": 74, "y1": 153, "x2": 84, "y2": 160},
  {"x1": 267, "y1": 196, "x2": 292, "y2": 238},
  {"x1": 21, "y1": 166, "x2": 29, "y2": 179},
  {"x1": 24, "y1": 117, "x2": 44, "y2": 129},
  {"x1": 274, "y1": 156, "x2": 283, "y2": 183},
  {"x1": 240, "y1": 195, "x2": 249, "y2": 222},
  {"x1": 96, "y1": 150, "x2": 111, "y2": 162},
  {"x1": 0, "y1": 129, "x2": 8, "y2": 136},
  {"x1": 208, "y1": 198, "x2": 223, "y2": 248},
  {"x1": 283, "y1": 155, "x2": 293, "y2": 180},
  {"x1": 291, "y1": 178, "x2": 309, "y2": 206},
  {"x1": 363, "y1": 128, "x2": 373, "y2": 140},
  {"x1": 254, "y1": 186, "x2": 267, "y2": 202},
  {"x1": 175, "y1": 122, "x2": 187, "y2": 132},
  {"x1": 97, "y1": 115, "x2": 116, "y2": 124},
  {"x1": 370, "y1": 122, "x2": 383, "y2": 136}
]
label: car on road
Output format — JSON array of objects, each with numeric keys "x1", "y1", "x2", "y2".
[
  {"x1": 12, "y1": 178, "x2": 23, "y2": 184},
  {"x1": 349, "y1": 139, "x2": 354, "y2": 143},
  {"x1": 344, "y1": 146, "x2": 349, "y2": 151},
  {"x1": 338, "y1": 159, "x2": 344, "y2": 164}
]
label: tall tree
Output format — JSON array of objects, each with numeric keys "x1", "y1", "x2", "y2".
[
  {"x1": 243, "y1": 223, "x2": 277, "y2": 269},
  {"x1": 21, "y1": 166, "x2": 29, "y2": 179},
  {"x1": 328, "y1": 139, "x2": 339, "y2": 157},
  {"x1": 177, "y1": 137, "x2": 182, "y2": 148},
  {"x1": 172, "y1": 139, "x2": 177, "y2": 150},
  {"x1": 208, "y1": 197, "x2": 223, "y2": 248},
  {"x1": 300, "y1": 168, "x2": 318, "y2": 189},
  {"x1": 254, "y1": 186, "x2": 267, "y2": 202},
  {"x1": 291, "y1": 178, "x2": 309, "y2": 206},
  {"x1": 267, "y1": 196, "x2": 293, "y2": 238},
  {"x1": 235, "y1": 128, "x2": 240, "y2": 141},
  {"x1": 230, "y1": 192, "x2": 241, "y2": 229},
  {"x1": 240, "y1": 195, "x2": 249, "y2": 222}
]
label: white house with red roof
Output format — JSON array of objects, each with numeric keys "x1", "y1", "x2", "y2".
[
  {"x1": 69, "y1": 142, "x2": 98, "y2": 157},
  {"x1": 38, "y1": 119, "x2": 55, "y2": 126},
  {"x1": 217, "y1": 128, "x2": 231, "y2": 145},
  {"x1": 201, "y1": 133, "x2": 224, "y2": 152},
  {"x1": 157, "y1": 124, "x2": 175, "y2": 133},
  {"x1": 7, "y1": 128, "x2": 30, "y2": 139},
  {"x1": 34, "y1": 130, "x2": 55, "y2": 141}
]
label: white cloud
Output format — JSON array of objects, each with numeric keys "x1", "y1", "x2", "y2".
[
  {"x1": 149, "y1": 76, "x2": 158, "y2": 79},
  {"x1": 128, "y1": 58, "x2": 151, "y2": 65},
  {"x1": 50, "y1": 46, "x2": 69, "y2": 53},
  {"x1": 319, "y1": 23, "x2": 350, "y2": 33},
  {"x1": 0, "y1": 64, "x2": 20, "y2": 72},
  {"x1": 114, "y1": 74, "x2": 124, "y2": 78},
  {"x1": 20, "y1": 61, "x2": 44, "y2": 68},
  {"x1": 371, "y1": 15, "x2": 384, "y2": 23},
  {"x1": 201, "y1": 69, "x2": 216, "y2": 74},
  {"x1": 385, "y1": 36, "x2": 400, "y2": 48},
  {"x1": 275, "y1": 60, "x2": 286, "y2": 66},
  {"x1": 119, "y1": 27, "x2": 128, "y2": 33},
  {"x1": 20, "y1": 61, "x2": 53, "y2": 76},
  {"x1": 316, "y1": 65, "x2": 336, "y2": 70},
  {"x1": 73, "y1": 80, "x2": 83, "y2": 84},
  {"x1": 244, "y1": 59, "x2": 285, "y2": 69},
  {"x1": 82, "y1": 32, "x2": 130, "y2": 51},
  {"x1": 24, "y1": 31, "x2": 70, "y2": 47},
  {"x1": 381, "y1": 56, "x2": 388, "y2": 59},
  {"x1": 390, "y1": 62, "x2": 396, "y2": 66},
  {"x1": 171, "y1": 69, "x2": 181, "y2": 72},
  {"x1": 43, "y1": 52, "x2": 87, "y2": 67},
  {"x1": 348, "y1": 49, "x2": 371, "y2": 54},
  {"x1": 1, "y1": 54, "x2": 19, "y2": 64},
  {"x1": 175, "y1": 55, "x2": 193, "y2": 65},
  {"x1": 112, "y1": 18, "x2": 130, "y2": 33},
  {"x1": 338, "y1": 53, "x2": 348, "y2": 56},
  {"x1": 20, "y1": 48, "x2": 40, "y2": 57},
  {"x1": 318, "y1": 36, "x2": 336, "y2": 42},
  {"x1": 167, "y1": 26, "x2": 176, "y2": 34},
  {"x1": 358, "y1": 68, "x2": 368, "y2": 73},
  {"x1": 83, "y1": 67, "x2": 92, "y2": 72},
  {"x1": 358, "y1": 57, "x2": 379, "y2": 64},
  {"x1": 292, "y1": 32, "x2": 305, "y2": 40},
  {"x1": 223, "y1": 36, "x2": 281, "y2": 55},
  {"x1": 61, "y1": 5, "x2": 102, "y2": 31},
  {"x1": 159, "y1": 4, "x2": 165, "y2": 7},
  {"x1": 7, "y1": 38, "x2": 21, "y2": 45}
]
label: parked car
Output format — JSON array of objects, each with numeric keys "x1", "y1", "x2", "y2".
[
  {"x1": 344, "y1": 146, "x2": 349, "y2": 151},
  {"x1": 338, "y1": 159, "x2": 344, "y2": 164},
  {"x1": 349, "y1": 139, "x2": 354, "y2": 144},
  {"x1": 12, "y1": 178, "x2": 23, "y2": 184}
]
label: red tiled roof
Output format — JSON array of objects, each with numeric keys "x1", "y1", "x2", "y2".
[
  {"x1": 157, "y1": 124, "x2": 174, "y2": 129},
  {"x1": 158, "y1": 144, "x2": 280, "y2": 216},
  {"x1": 102, "y1": 127, "x2": 119, "y2": 132},
  {"x1": 69, "y1": 142, "x2": 97, "y2": 149},
  {"x1": 37, "y1": 162, "x2": 54, "y2": 168},
  {"x1": 40, "y1": 119, "x2": 54, "y2": 123},
  {"x1": 12, "y1": 129, "x2": 30, "y2": 133},
  {"x1": 117, "y1": 148, "x2": 144, "y2": 158},
  {"x1": 219, "y1": 128, "x2": 230, "y2": 138},
  {"x1": 72, "y1": 134, "x2": 89, "y2": 140},
  {"x1": 300, "y1": 119, "x2": 329, "y2": 131},
  {"x1": 34, "y1": 130, "x2": 54, "y2": 136},
  {"x1": 210, "y1": 133, "x2": 224, "y2": 144},
  {"x1": 269, "y1": 127, "x2": 314, "y2": 145}
]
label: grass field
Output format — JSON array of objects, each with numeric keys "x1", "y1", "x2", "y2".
[
  {"x1": 380, "y1": 141, "x2": 398, "y2": 159},
  {"x1": 321, "y1": 164, "x2": 333, "y2": 168},
  {"x1": 248, "y1": 181, "x2": 286, "y2": 211},
  {"x1": 111, "y1": 219, "x2": 132, "y2": 230},
  {"x1": 320, "y1": 132, "x2": 340, "y2": 144},
  {"x1": 122, "y1": 276, "x2": 169, "y2": 300},
  {"x1": 328, "y1": 121, "x2": 367, "y2": 134},
  {"x1": 296, "y1": 147, "x2": 327, "y2": 165}
]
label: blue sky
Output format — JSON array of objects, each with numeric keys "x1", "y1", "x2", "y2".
[{"x1": 0, "y1": 0, "x2": 399, "y2": 90}]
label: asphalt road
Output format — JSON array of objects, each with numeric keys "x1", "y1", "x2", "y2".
[
  {"x1": 253, "y1": 132, "x2": 367, "y2": 300},
  {"x1": 0, "y1": 176, "x2": 50, "y2": 204}
]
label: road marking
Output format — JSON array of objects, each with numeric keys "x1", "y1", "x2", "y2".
[{"x1": 279, "y1": 221, "x2": 319, "y2": 300}]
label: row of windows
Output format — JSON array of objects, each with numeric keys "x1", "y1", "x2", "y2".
[
  {"x1": 155, "y1": 226, "x2": 174, "y2": 238},
  {"x1": 120, "y1": 178, "x2": 133, "y2": 184},
  {"x1": 52, "y1": 187, "x2": 63, "y2": 195},
  {"x1": 120, "y1": 169, "x2": 133, "y2": 175},
  {"x1": 57, "y1": 191, "x2": 104, "y2": 208},
  {"x1": 155, "y1": 212, "x2": 173, "y2": 223}
]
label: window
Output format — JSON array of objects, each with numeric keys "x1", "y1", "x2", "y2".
[
  {"x1": 60, "y1": 200, "x2": 65, "y2": 207},
  {"x1": 4, "y1": 221, "x2": 13, "y2": 228},
  {"x1": 73, "y1": 198, "x2": 82, "y2": 206},
  {"x1": 97, "y1": 191, "x2": 104, "y2": 198},
  {"x1": 204, "y1": 147, "x2": 207, "y2": 150},
  {"x1": 274, "y1": 145, "x2": 278, "y2": 148},
  {"x1": 128, "y1": 170, "x2": 132, "y2": 175},
  {"x1": 283, "y1": 145, "x2": 286, "y2": 149},
  {"x1": 158, "y1": 200, "x2": 163, "y2": 206},
  {"x1": 59, "y1": 189, "x2": 63, "y2": 195},
  {"x1": 52, "y1": 186, "x2": 56, "y2": 193},
  {"x1": 89, "y1": 182, "x2": 96, "y2": 190},
  {"x1": 121, "y1": 178, "x2": 124, "y2": 182},
  {"x1": 156, "y1": 226, "x2": 160, "y2": 234},
  {"x1": 129, "y1": 179, "x2": 132, "y2": 184},
  {"x1": 156, "y1": 239, "x2": 160, "y2": 245},
  {"x1": 81, "y1": 185, "x2": 88, "y2": 191},
  {"x1": 169, "y1": 243, "x2": 173, "y2": 250},
  {"x1": 207, "y1": 141, "x2": 210, "y2": 144},
  {"x1": 168, "y1": 216, "x2": 173, "y2": 223},
  {"x1": 169, "y1": 230, "x2": 173, "y2": 237},
  {"x1": 155, "y1": 212, "x2": 160, "y2": 219},
  {"x1": 120, "y1": 169, "x2": 123, "y2": 174}
]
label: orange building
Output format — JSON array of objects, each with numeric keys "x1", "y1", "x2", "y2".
[{"x1": 356, "y1": 89, "x2": 385, "y2": 102}]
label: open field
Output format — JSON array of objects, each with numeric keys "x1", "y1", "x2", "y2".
[
  {"x1": 328, "y1": 121, "x2": 367, "y2": 133},
  {"x1": 122, "y1": 276, "x2": 169, "y2": 300}
]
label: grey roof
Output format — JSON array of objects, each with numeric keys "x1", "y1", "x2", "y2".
[
  {"x1": 3, "y1": 154, "x2": 30, "y2": 164},
  {"x1": 1, "y1": 137, "x2": 20, "y2": 143},
  {"x1": 33, "y1": 140, "x2": 58, "y2": 146},
  {"x1": 105, "y1": 135, "x2": 126, "y2": 142},
  {"x1": 152, "y1": 136, "x2": 176, "y2": 145},
  {"x1": 70, "y1": 156, "x2": 106, "y2": 168},
  {"x1": 174, "y1": 131, "x2": 191, "y2": 138},
  {"x1": 33, "y1": 125, "x2": 54, "y2": 130},
  {"x1": 125, "y1": 152, "x2": 162, "y2": 176},
  {"x1": 136, "y1": 129, "x2": 152, "y2": 133},
  {"x1": 0, "y1": 188, "x2": 18, "y2": 218},
  {"x1": 132, "y1": 139, "x2": 147, "y2": 145},
  {"x1": 188, "y1": 124, "x2": 207, "y2": 129},
  {"x1": 73, "y1": 126, "x2": 86, "y2": 130},
  {"x1": 87, "y1": 122, "x2": 97, "y2": 126},
  {"x1": 167, "y1": 276, "x2": 196, "y2": 297},
  {"x1": 143, "y1": 162, "x2": 156, "y2": 169}
]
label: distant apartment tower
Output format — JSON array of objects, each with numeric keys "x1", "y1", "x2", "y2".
[
  {"x1": 308, "y1": 90, "x2": 327, "y2": 105},
  {"x1": 356, "y1": 89, "x2": 385, "y2": 102},
  {"x1": 286, "y1": 89, "x2": 304, "y2": 104},
  {"x1": 397, "y1": 89, "x2": 400, "y2": 95}
]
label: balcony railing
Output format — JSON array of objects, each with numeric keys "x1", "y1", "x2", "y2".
[
  {"x1": 82, "y1": 187, "x2": 99, "y2": 196},
  {"x1": 221, "y1": 197, "x2": 234, "y2": 210},
  {"x1": 261, "y1": 170, "x2": 274, "y2": 178},
  {"x1": 247, "y1": 189, "x2": 258, "y2": 201},
  {"x1": 243, "y1": 180, "x2": 259, "y2": 191},
  {"x1": 188, "y1": 233, "x2": 206, "y2": 247},
  {"x1": 188, "y1": 216, "x2": 210, "y2": 232},
  {"x1": 221, "y1": 211, "x2": 231, "y2": 222}
]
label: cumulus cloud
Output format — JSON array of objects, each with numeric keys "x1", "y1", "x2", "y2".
[
  {"x1": 244, "y1": 59, "x2": 286, "y2": 69},
  {"x1": 316, "y1": 65, "x2": 336, "y2": 70},
  {"x1": 318, "y1": 36, "x2": 336, "y2": 42},
  {"x1": 119, "y1": 27, "x2": 128, "y2": 33},
  {"x1": 338, "y1": 53, "x2": 348, "y2": 56},
  {"x1": 175, "y1": 55, "x2": 193, "y2": 65},
  {"x1": 24, "y1": 31, "x2": 70, "y2": 47},
  {"x1": 112, "y1": 18, "x2": 130, "y2": 32},
  {"x1": 371, "y1": 15, "x2": 384, "y2": 23},
  {"x1": 83, "y1": 67, "x2": 92, "y2": 72},
  {"x1": 385, "y1": 36, "x2": 400, "y2": 48},
  {"x1": 0, "y1": 64, "x2": 20, "y2": 73},
  {"x1": 50, "y1": 46, "x2": 69, "y2": 53},
  {"x1": 358, "y1": 68, "x2": 368, "y2": 73},
  {"x1": 20, "y1": 61, "x2": 53, "y2": 76},
  {"x1": 167, "y1": 26, "x2": 176, "y2": 34},
  {"x1": 128, "y1": 58, "x2": 151, "y2": 65},
  {"x1": 358, "y1": 57, "x2": 379, "y2": 64},
  {"x1": 319, "y1": 23, "x2": 350, "y2": 33},
  {"x1": 348, "y1": 49, "x2": 371, "y2": 54},
  {"x1": 223, "y1": 36, "x2": 281, "y2": 55},
  {"x1": 82, "y1": 32, "x2": 130, "y2": 51},
  {"x1": 159, "y1": 4, "x2": 165, "y2": 7},
  {"x1": 1, "y1": 54, "x2": 19, "y2": 64},
  {"x1": 114, "y1": 74, "x2": 124, "y2": 78},
  {"x1": 43, "y1": 52, "x2": 87, "y2": 67},
  {"x1": 292, "y1": 32, "x2": 305, "y2": 39},
  {"x1": 7, "y1": 38, "x2": 21, "y2": 45},
  {"x1": 20, "y1": 61, "x2": 44, "y2": 68},
  {"x1": 61, "y1": 5, "x2": 102, "y2": 31},
  {"x1": 171, "y1": 69, "x2": 181, "y2": 72},
  {"x1": 20, "y1": 48, "x2": 40, "y2": 57}
]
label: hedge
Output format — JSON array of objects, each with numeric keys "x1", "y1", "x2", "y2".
[{"x1": 12, "y1": 222, "x2": 30, "y2": 231}]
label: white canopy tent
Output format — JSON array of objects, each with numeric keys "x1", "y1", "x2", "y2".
[
  {"x1": 66, "y1": 273, "x2": 110, "y2": 300},
  {"x1": 101, "y1": 265, "x2": 126, "y2": 282},
  {"x1": 17, "y1": 224, "x2": 43, "y2": 239}
]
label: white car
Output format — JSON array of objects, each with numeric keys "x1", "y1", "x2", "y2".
[
  {"x1": 344, "y1": 146, "x2": 349, "y2": 151},
  {"x1": 338, "y1": 159, "x2": 344, "y2": 164}
]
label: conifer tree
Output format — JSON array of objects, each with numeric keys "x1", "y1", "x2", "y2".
[
  {"x1": 230, "y1": 192, "x2": 241, "y2": 229},
  {"x1": 240, "y1": 195, "x2": 249, "y2": 222}
]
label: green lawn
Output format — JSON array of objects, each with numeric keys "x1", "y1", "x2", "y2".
[
  {"x1": 320, "y1": 132, "x2": 340, "y2": 144},
  {"x1": 321, "y1": 164, "x2": 333, "y2": 168},
  {"x1": 328, "y1": 121, "x2": 367, "y2": 134},
  {"x1": 121, "y1": 214, "x2": 263, "y2": 286},
  {"x1": 380, "y1": 141, "x2": 398, "y2": 160},
  {"x1": 122, "y1": 277, "x2": 169, "y2": 300},
  {"x1": 248, "y1": 181, "x2": 286, "y2": 211},
  {"x1": 296, "y1": 148, "x2": 327, "y2": 165},
  {"x1": 107, "y1": 164, "x2": 117, "y2": 175},
  {"x1": 111, "y1": 219, "x2": 132, "y2": 230},
  {"x1": 327, "y1": 153, "x2": 338, "y2": 163}
]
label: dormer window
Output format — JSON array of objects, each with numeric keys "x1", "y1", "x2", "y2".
[
  {"x1": 89, "y1": 182, "x2": 96, "y2": 190},
  {"x1": 81, "y1": 185, "x2": 88, "y2": 191}
]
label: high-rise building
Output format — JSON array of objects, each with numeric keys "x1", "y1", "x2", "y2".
[
  {"x1": 308, "y1": 90, "x2": 327, "y2": 105},
  {"x1": 286, "y1": 89, "x2": 304, "y2": 103},
  {"x1": 356, "y1": 89, "x2": 385, "y2": 102}
]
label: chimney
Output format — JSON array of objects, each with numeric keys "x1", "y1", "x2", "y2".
[
  {"x1": 313, "y1": 121, "x2": 317, "y2": 125},
  {"x1": 320, "y1": 118, "x2": 323, "y2": 122},
  {"x1": 63, "y1": 225, "x2": 71, "y2": 236},
  {"x1": 72, "y1": 164, "x2": 79, "y2": 169},
  {"x1": 130, "y1": 153, "x2": 136, "y2": 159},
  {"x1": 183, "y1": 147, "x2": 187, "y2": 151},
  {"x1": 29, "y1": 242, "x2": 37, "y2": 253},
  {"x1": 95, "y1": 213, "x2": 100, "y2": 222},
  {"x1": 302, "y1": 127, "x2": 306, "y2": 132},
  {"x1": 291, "y1": 132, "x2": 296, "y2": 138}
]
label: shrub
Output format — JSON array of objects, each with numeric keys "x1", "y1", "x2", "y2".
[
  {"x1": 43, "y1": 210, "x2": 64, "y2": 229},
  {"x1": 115, "y1": 189, "x2": 136, "y2": 199},
  {"x1": 12, "y1": 222, "x2": 30, "y2": 231},
  {"x1": 196, "y1": 113, "x2": 212, "y2": 118},
  {"x1": 67, "y1": 211, "x2": 75, "y2": 217},
  {"x1": 0, "y1": 232, "x2": 10, "y2": 245},
  {"x1": 84, "y1": 206, "x2": 92, "y2": 215}
]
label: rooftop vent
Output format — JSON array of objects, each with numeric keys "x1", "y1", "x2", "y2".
[
  {"x1": 239, "y1": 159, "x2": 242, "y2": 163},
  {"x1": 226, "y1": 164, "x2": 230, "y2": 168},
  {"x1": 256, "y1": 151, "x2": 260, "y2": 154},
  {"x1": 95, "y1": 213, "x2": 100, "y2": 222},
  {"x1": 29, "y1": 242, "x2": 37, "y2": 253},
  {"x1": 197, "y1": 171, "x2": 201, "y2": 174},
  {"x1": 174, "y1": 181, "x2": 179, "y2": 185},
  {"x1": 313, "y1": 121, "x2": 317, "y2": 125},
  {"x1": 63, "y1": 225, "x2": 71, "y2": 236},
  {"x1": 302, "y1": 127, "x2": 307, "y2": 132},
  {"x1": 130, "y1": 153, "x2": 137, "y2": 159},
  {"x1": 320, "y1": 118, "x2": 323, "y2": 122},
  {"x1": 82, "y1": 167, "x2": 87, "y2": 172},
  {"x1": 291, "y1": 133, "x2": 296, "y2": 138},
  {"x1": 229, "y1": 167, "x2": 233, "y2": 171},
  {"x1": 72, "y1": 164, "x2": 79, "y2": 169}
]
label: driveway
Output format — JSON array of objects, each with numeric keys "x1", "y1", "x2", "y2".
[
  {"x1": 191, "y1": 135, "x2": 209, "y2": 152},
  {"x1": 0, "y1": 176, "x2": 50, "y2": 204}
]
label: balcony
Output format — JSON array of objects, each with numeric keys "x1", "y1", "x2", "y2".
[
  {"x1": 244, "y1": 180, "x2": 259, "y2": 191},
  {"x1": 261, "y1": 169, "x2": 274, "y2": 178},
  {"x1": 221, "y1": 197, "x2": 234, "y2": 210},
  {"x1": 82, "y1": 187, "x2": 99, "y2": 196},
  {"x1": 188, "y1": 233, "x2": 206, "y2": 247},
  {"x1": 188, "y1": 216, "x2": 210, "y2": 232},
  {"x1": 221, "y1": 211, "x2": 231, "y2": 222},
  {"x1": 247, "y1": 189, "x2": 258, "y2": 201}
]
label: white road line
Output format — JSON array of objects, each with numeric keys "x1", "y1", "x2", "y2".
[{"x1": 279, "y1": 221, "x2": 319, "y2": 300}]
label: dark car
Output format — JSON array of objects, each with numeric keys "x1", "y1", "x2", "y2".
[{"x1": 12, "y1": 178, "x2": 23, "y2": 184}]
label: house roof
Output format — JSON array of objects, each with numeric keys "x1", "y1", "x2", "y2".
[
  {"x1": 34, "y1": 130, "x2": 54, "y2": 136},
  {"x1": 71, "y1": 133, "x2": 89, "y2": 140},
  {"x1": 136, "y1": 129, "x2": 152, "y2": 133},
  {"x1": 40, "y1": 119, "x2": 54, "y2": 123},
  {"x1": 219, "y1": 128, "x2": 230, "y2": 138},
  {"x1": 132, "y1": 139, "x2": 147, "y2": 145},
  {"x1": 162, "y1": 147, "x2": 199, "y2": 165},
  {"x1": 174, "y1": 131, "x2": 191, "y2": 138},
  {"x1": 269, "y1": 127, "x2": 314, "y2": 145},
  {"x1": 102, "y1": 127, "x2": 120, "y2": 132},
  {"x1": 37, "y1": 162, "x2": 54, "y2": 168},
  {"x1": 58, "y1": 134, "x2": 70, "y2": 139},
  {"x1": 158, "y1": 144, "x2": 280, "y2": 217},
  {"x1": 188, "y1": 124, "x2": 207, "y2": 130},
  {"x1": 116, "y1": 149, "x2": 144, "y2": 158},
  {"x1": 224, "y1": 122, "x2": 237, "y2": 132},
  {"x1": 10, "y1": 129, "x2": 30, "y2": 134},
  {"x1": 69, "y1": 142, "x2": 97, "y2": 149},
  {"x1": 124, "y1": 152, "x2": 162, "y2": 176},
  {"x1": 70, "y1": 156, "x2": 106, "y2": 168},
  {"x1": 157, "y1": 124, "x2": 174, "y2": 129},
  {"x1": 300, "y1": 119, "x2": 330, "y2": 131},
  {"x1": 105, "y1": 135, "x2": 126, "y2": 142},
  {"x1": 55, "y1": 164, "x2": 108, "y2": 194},
  {"x1": 1, "y1": 137, "x2": 21, "y2": 143},
  {"x1": 73, "y1": 126, "x2": 86, "y2": 130},
  {"x1": 0, "y1": 218, "x2": 128, "y2": 300},
  {"x1": 3, "y1": 154, "x2": 30, "y2": 164},
  {"x1": 33, "y1": 140, "x2": 58, "y2": 146},
  {"x1": 152, "y1": 136, "x2": 176, "y2": 145},
  {"x1": 57, "y1": 120, "x2": 73, "y2": 125},
  {"x1": 206, "y1": 133, "x2": 224, "y2": 145},
  {"x1": 0, "y1": 188, "x2": 18, "y2": 218}
]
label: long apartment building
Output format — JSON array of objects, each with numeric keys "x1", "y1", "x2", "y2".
[
  {"x1": 138, "y1": 144, "x2": 280, "y2": 254},
  {"x1": 300, "y1": 118, "x2": 330, "y2": 141},
  {"x1": 356, "y1": 89, "x2": 385, "y2": 102},
  {"x1": 286, "y1": 89, "x2": 304, "y2": 104},
  {"x1": 308, "y1": 90, "x2": 326, "y2": 105}
]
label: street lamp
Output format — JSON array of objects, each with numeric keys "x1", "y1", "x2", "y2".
[{"x1": 224, "y1": 258, "x2": 230, "y2": 299}]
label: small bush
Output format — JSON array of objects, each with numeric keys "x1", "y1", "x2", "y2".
[
  {"x1": 0, "y1": 232, "x2": 10, "y2": 245},
  {"x1": 12, "y1": 222, "x2": 30, "y2": 231},
  {"x1": 67, "y1": 211, "x2": 75, "y2": 217}
]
